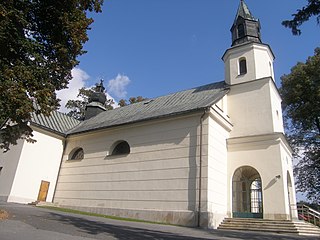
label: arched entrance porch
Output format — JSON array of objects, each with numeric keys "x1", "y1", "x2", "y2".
[{"x1": 232, "y1": 166, "x2": 263, "y2": 218}]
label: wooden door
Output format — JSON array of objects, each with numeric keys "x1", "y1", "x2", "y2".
[{"x1": 37, "y1": 180, "x2": 50, "y2": 202}]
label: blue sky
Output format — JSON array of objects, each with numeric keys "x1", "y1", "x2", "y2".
[{"x1": 57, "y1": 0, "x2": 319, "y2": 108}]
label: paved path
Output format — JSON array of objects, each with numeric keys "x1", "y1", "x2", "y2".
[{"x1": 0, "y1": 202, "x2": 317, "y2": 240}]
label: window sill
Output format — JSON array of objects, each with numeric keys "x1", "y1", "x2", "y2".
[{"x1": 105, "y1": 154, "x2": 129, "y2": 159}]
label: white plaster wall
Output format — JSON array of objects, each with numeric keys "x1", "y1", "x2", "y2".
[
  {"x1": 279, "y1": 142, "x2": 298, "y2": 219},
  {"x1": 227, "y1": 135, "x2": 292, "y2": 220},
  {"x1": 253, "y1": 45, "x2": 275, "y2": 80},
  {"x1": 54, "y1": 114, "x2": 202, "y2": 214},
  {"x1": 224, "y1": 45, "x2": 256, "y2": 85},
  {"x1": 227, "y1": 78, "x2": 284, "y2": 138},
  {"x1": 207, "y1": 115, "x2": 229, "y2": 228},
  {"x1": 0, "y1": 140, "x2": 24, "y2": 202},
  {"x1": 269, "y1": 83, "x2": 285, "y2": 133},
  {"x1": 223, "y1": 43, "x2": 274, "y2": 85},
  {"x1": 215, "y1": 95, "x2": 228, "y2": 113},
  {"x1": 7, "y1": 127, "x2": 63, "y2": 204},
  {"x1": 228, "y1": 78, "x2": 276, "y2": 138}
]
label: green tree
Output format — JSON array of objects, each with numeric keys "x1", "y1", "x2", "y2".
[
  {"x1": 282, "y1": 0, "x2": 320, "y2": 35},
  {"x1": 66, "y1": 85, "x2": 114, "y2": 120},
  {"x1": 118, "y1": 96, "x2": 146, "y2": 107},
  {"x1": 280, "y1": 48, "x2": 320, "y2": 203},
  {"x1": 0, "y1": 0, "x2": 103, "y2": 151}
]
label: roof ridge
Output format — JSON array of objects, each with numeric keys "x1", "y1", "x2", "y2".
[
  {"x1": 67, "y1": 80, "x2": 229, "y2": 135},
  {"x1": 118, "y1": 80, "x2": 226, "y2": 107}
]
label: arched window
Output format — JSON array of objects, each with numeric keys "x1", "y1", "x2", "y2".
[
  {"x1": 237, "y1": 24, "x2": 245, "y2": 38},
  {"x1": 69, "y1": 147, "x2": 84, "y2": 160},
  {"x1": 239, "y1": 58, "x2": 247, "y2": 75},
  {"x1": 111, "y1": 141, "x2": 130, "y2": 156}
]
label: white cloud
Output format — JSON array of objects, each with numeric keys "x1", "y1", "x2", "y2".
[
  {"x1": 107, "y1": 74, "x2": 131, "y2": 99},
  {"x1": 56, "y1": 68, "x2": 89, "y2": 113},
  {"x1": 106, "y1": 92, "x2": 119, "y2": 109},
  {"x1": 56, "y1": 70, "x2": 127, "y2": 113}
]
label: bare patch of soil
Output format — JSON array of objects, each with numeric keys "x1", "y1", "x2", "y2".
[{"x1": 0, "y1": 209, "x2": 9, "y2": 220}]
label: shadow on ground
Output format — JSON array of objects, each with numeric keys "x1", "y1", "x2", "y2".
[
  {"x1": 48, "y1": 212, "x2": 208, "y2": 240},
  {"x1": 47, "y1": 212, "x2": 316, "y2": 240}
]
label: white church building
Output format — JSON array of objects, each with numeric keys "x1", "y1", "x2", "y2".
[{"x1": 0, "y1": 1, "x2": 298, "y2": 228}]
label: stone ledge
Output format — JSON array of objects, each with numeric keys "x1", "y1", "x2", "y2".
[{"x1": 55, "y1": 205, "x2": 197, "y2": 227}]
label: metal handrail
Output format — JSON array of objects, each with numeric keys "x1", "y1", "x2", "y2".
[{"x1": 297, "y1": 204, "x2": 320, "y2": 227}]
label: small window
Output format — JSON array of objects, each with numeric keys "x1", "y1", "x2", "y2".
[
  {"x1": 269, "y1": 62, "x2": 273, "y2": 76},
  {"x1": 0, "y1": 167, "x2": 3, "y2": 175},
  {"x1": 238, "y1": 24, "x2": 245, "y2": 38},
  {"x1": 111, "y1": 141, "x2": 130, "y2": 156},
  {"x1": 239, "y1": 58, "x2": 247, "y2": 75},
  {"x1": 69, "y1": 148, "x2": 84, "y2": 160}
]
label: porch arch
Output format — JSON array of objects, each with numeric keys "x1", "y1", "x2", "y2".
[{"x1": 232, "y1": 166, "x2": 263, "y2": 218}]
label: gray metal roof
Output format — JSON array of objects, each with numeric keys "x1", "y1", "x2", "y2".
[
  {"x1": 234, "y1": 0, "x2": 257, "y2": 23},
  {"x1": 68, "y1": 81, "x2": 229, "y2": 135},
  {"x1": 31, "y1": 111, "x2": 81, "y2": 135}
]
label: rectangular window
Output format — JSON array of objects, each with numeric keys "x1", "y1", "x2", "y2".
[{"x1": 239, "y1": 58, "x2": 247, "y2": 75}]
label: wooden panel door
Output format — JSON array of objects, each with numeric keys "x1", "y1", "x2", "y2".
[{"x1": 37, "y1": 180, "x2": 50, "y2": 202}]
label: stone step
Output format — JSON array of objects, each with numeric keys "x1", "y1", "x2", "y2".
[
  {"x1": 218, "y1": 218, "x2": 320, "y2": 237},
  {"x1": 219, "y1": 225, "x2": 299, "y2": 234}
]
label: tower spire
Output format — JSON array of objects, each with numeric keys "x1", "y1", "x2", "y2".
[
  {"x1": 223, "y1": 0, "x2": 275, "y2": 86},
  {"x1": 85, "y1": 79, "x2": 107, "y2": 120},
  {"x1": 231, "y1": 0, "x2": 261, "y2": 46},
  {"x1": 234, "y1": 0, "x2": 256, "y2": 23}
]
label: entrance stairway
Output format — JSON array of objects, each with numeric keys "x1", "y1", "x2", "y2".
[{"x1": 218, "y1": 218, "x2": 320, "y2": 236}]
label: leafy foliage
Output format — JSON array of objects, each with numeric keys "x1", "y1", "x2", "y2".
[
  {"x1": 280, "y1": 48, "x2": 320, "y2": 204},
  {"x1": 66, "y1": 85, "x2": 114, "y2": 120},
  {"x1": 66, "y1": 90, "x2": 146, "y2": 119},
  {"x1": 297, "y1": 200, "x2": 320, "y2": 211},
  {"x1": 118, "y1": 96, "x2": 147, "y2": 107},
  {"x1": 0, "y1": 0, "x2": 103, "y2": 151},
  {"x1": 282, "y1": 0, "x2": 320, "y2": 35}
]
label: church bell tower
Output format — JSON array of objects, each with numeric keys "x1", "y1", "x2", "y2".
[
  {"x1": 224, "y1": 1, "x2": 297, "y2": 222},
  {"x1": 222, "y1": 0, "x2": 275, "y2": 86}
]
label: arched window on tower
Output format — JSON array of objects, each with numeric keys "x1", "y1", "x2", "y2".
[
  {"x1": 239, "y1": 58, "x2": 247, "y2": 75},
  {"x1": 237, "y1": 24, "x2": 245, "y2": 38}
]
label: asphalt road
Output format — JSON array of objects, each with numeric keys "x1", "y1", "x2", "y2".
[{"x1": 0, "y1": 202, "x2": 317, "y2": 240}]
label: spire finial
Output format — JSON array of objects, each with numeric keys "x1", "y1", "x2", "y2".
[{"x1": 96, "y1": 79, "x2": 105, "y2": 93}]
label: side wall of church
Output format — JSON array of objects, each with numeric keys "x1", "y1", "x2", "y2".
[
  {"x1": 206, "y1": 111, "x2": 230, "y2": 228},
  {"x1": 5, "y1": 128, "x2": 63, "y2": 204},
  {"x1": 54, "y1": 113, "x2": 203, "y2": 226},
  {"x1": 0, "y1": 139, "x2": 24, "y2": 202}
]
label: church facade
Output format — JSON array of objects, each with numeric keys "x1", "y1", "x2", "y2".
[{"x1": 0, "y1": 1, "x2": 297, "y2": 229}]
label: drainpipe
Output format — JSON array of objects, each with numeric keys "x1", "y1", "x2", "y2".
[
  {"x1": 52, "y1": 138, "x2": 67, "y2": 203},
  {"x1": 197, "y1": 107, "x2": 209, "y2": 227}
]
